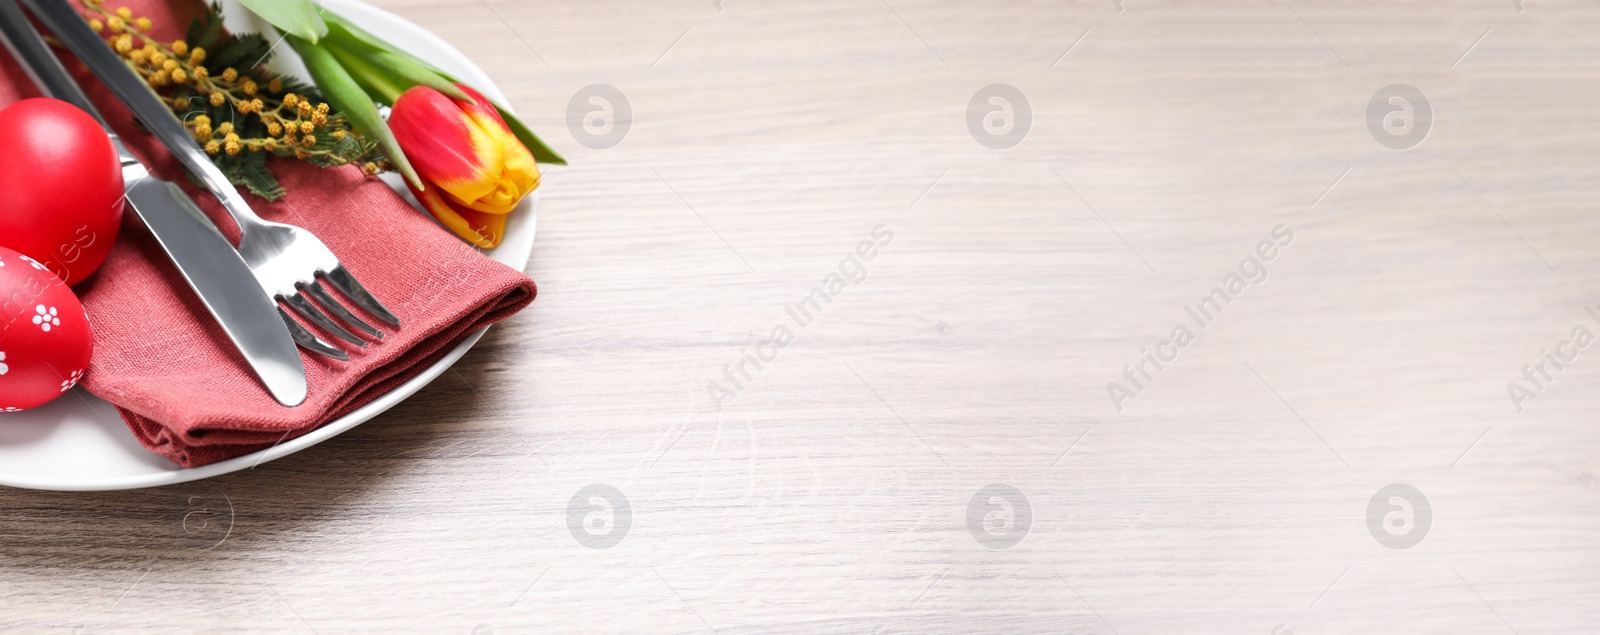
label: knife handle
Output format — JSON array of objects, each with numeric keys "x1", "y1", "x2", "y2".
[
  {"x1": 21, "y1": 0, "x2": 259, "y2": 230},
  {"x1": 0, "y1": 0, "x2": 106, "y2": 127}
]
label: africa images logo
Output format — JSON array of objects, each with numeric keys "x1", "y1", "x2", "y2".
[
  {"x1": 1107, "y1": 224, "x2": 1294, "y2": 412},
  {"x1": 706, "y1": 225, "x2": 894, "y2": 410}
]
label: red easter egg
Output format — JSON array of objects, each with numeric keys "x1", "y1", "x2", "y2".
[
  {"x1": 0, "y1": 245, "x2": 94, "y2": 412},
  {"x1": 0, "y1": 98, "x2": 125, "y2": 286}
]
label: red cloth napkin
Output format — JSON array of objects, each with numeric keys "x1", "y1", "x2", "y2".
[{"x1": 0, "y1": 0, "x2": 537, "y2": 467}]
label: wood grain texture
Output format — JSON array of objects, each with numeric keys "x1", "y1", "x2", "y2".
[{"x1": 4, "y1": 0, "x2": 1600, "y2": 632}]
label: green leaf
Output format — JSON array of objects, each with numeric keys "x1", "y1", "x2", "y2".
[
  {"x1": 322, "y1": 21, "x2": 474, "y2": 104},
  {"x1": 376, "y1": 50, "x2": 476, "y2": 103},
  {"x1": 186, "y1": 2, "x2": 227, "y2": 50},
  {"x1": 492, "y1": 101, "x2": 566, "y2": 166},
  {"x1": 288, "y1": 34, "x2": 423, "y2": 190},
  {"x1": 304, "y1": 133, "x2": 379, "y2": 169},
  {"x1": 209, "y1": 32, "x2": 269, "y2": 70},
  {"x1": 319, "y1": 11, "x2": 406, "y2": 60},
  {"x1": 322, "y1": 42, "x2": 406, "y2": 104},
  {"x1": 220, "y1": 151, "x2": 286, "y2": 201},
  {"x1": 236, "y1": 0, "x2": 328, "y2": 44}
]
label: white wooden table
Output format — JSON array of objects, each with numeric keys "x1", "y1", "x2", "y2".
[{"x1": 3, "y1": 0, "x2": 1598, "y2": 632}]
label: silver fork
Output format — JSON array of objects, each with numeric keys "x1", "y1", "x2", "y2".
[
  {"x1": 230, "y1": 218, "x2": 400, "y2": 361},
  {"x1": 26, "y1": 0, "x2": 399, "y2": 361}
]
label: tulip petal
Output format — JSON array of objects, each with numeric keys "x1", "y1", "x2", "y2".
[
  {"x1": 456, "y1": 84, "x2": 541, "y2": 215},
  {"x1": 408, "y1": 182, "x2": 506, "y2": 248},
  {"x1": 441, "y1": 182, "x2": 523, "y2": 215},
  {"x1": 390, "y1": 84, "x2": 541, "y2": 219},
  {"x1": 389, "y1": 86, "x2": 504, "y2": 204}
]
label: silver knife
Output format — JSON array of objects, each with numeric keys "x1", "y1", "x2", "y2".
[{"x1": 0, "y1": 0, "x2": 307, "y2": 407}]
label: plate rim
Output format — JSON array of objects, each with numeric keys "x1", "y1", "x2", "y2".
[{"x1": 0, "y1": 0, "x2": 537, "y2": 491}]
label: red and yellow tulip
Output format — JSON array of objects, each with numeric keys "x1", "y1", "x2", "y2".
[{"x1": 388, "y1": 83, "x2": 539, "y2": 248}]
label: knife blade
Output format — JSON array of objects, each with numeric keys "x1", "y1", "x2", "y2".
[{"x1": 0, "y1": 0, "x2": 308, "y2": 407}]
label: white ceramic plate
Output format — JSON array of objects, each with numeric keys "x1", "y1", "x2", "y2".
[{"x1": 0, "y1": 0, "x2": 537, "y2": 491}]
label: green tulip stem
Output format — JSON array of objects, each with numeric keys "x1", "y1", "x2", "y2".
[
  {"x1": 287, "y1": 35, "x2": 425, "y2": 192},
  {"x1": 319, "y1": 9, "x2": 564, "y2": 166},
  {"x1": 325, "y1": 43, "x2": 405, "y2": 105}
]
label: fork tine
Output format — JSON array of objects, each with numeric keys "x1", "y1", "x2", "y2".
[
  {"x1": 325, "y1": 266, "x2": 400, "y2": 327},
  {"x1": 303, "y1": 281, "x2": 382, "y2": 339},
  {"x1": 284, "y1": 293, "x2": 367, "y2": 346},
  {"x1": 279, "y1": 307, "x2": 349, "y2": 361}
]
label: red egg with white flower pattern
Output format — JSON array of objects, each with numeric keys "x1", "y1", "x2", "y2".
[{"x1": 0, "y1": 245, "x2": 93, "y2": 412}]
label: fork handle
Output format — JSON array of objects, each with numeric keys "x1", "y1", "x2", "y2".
[{"x1": 22, "y1": 0, "x2": 267, "y2": 237}]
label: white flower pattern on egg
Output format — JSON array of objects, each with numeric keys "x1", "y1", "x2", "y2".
[
  {"x1": 0, "y1": 351, "x2": 7, "y2": 375},
  {"x1": 20, "y1": 255, "x2": 46, "y2": 271},
  {"x1": 59, "y1": 369, "x2": 83, "y2": 393},
  {"x1": 1, "y1": 407, "x2": 20, "y2": 413},
  {"x1": 32, "y1": 305, "x2": 59, "y2": 332}
]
